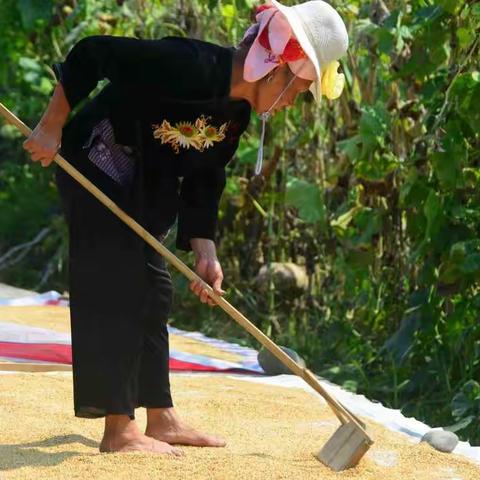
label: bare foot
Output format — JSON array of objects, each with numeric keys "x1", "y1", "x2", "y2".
[
  {"x1": 99, "y1": 414, "x2": 185, "y2": 456},
  {"x1": 99, "y1": 432, "x2": 185, "y2": 456},
  {"x1": 146, "y1": 425, "x2": 227, "y2": 447},
  {"x1": 145, "y1": 407, "x2": 226, "y2": 447}
]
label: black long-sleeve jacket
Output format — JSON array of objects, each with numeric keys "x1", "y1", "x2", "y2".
[{"x1": 52, "y1": 34, "x2": 252, "y2": 252}]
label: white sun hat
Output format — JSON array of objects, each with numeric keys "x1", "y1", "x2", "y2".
[{"x1": 270, "y1": 0, "x2": 349, "y2": 104}]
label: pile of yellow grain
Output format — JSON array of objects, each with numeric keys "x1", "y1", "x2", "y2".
[{"x1": 0, "y1": 372, "x2": 478, "y2": 480}]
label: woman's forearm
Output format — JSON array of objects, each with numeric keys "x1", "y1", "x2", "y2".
[
  {"x1": 190, "y1": 238, "x2": 218, "y2": 260},
  {"x1": 22, "y1": 82, "x2": 70, "y2": 167},
  {"x1": 40, "y1": 82, "x2": 71, "y2": 128}
]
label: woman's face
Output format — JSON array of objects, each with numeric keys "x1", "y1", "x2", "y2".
[{"x1": 254, "y1": 64, "x2": 313, "y2": 115}]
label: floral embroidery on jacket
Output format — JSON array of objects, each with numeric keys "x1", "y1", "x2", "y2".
[{"x1": 151, "y1": 115, "x2": 230, "y2": 154}]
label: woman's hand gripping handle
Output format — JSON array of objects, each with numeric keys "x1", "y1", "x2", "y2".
[{"x1": 190, "y1": 238, "x2": 226, "y2": 307}]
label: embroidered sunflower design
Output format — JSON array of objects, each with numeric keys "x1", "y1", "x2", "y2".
[{"x1": 152, "y1": 115, "x2": 229, "y2": 154}]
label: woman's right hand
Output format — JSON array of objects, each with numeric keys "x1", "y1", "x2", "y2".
[
  {"x1": 23, "y1": 118, "x2": 63, "y2": 167},
  {"x1": 23, "y1": 83, "x2": 71, "y2": 167}
]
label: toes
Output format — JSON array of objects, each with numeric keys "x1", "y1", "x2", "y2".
[
  {"x1": 214, "y1": 438, "x2": 227, "y2": 447},
  {"x1": 194, "y1": 432, "x2": 225, "y2": 447},
  {"x1": 172, "y1": 447, "x2": 185, "y2": 457}
]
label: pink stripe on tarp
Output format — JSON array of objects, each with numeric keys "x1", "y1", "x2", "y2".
[
  {"x1": 169, "y1": 358, "x2": 228, "y2": 371},
  {"x1": 45, "y1": 300, "x2": 62, "y2": 306},
  {"x1": 0, "y1": 342, "x2": 72, "y2": 364}
]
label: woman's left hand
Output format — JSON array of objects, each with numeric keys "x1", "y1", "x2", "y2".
[{"x1": 190, "y1": 238, "x2": 226, "y2": 307}]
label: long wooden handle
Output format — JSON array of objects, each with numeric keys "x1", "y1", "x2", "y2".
[{"x1": 0, "y1": 102, "x2": 371, "y2": 441}]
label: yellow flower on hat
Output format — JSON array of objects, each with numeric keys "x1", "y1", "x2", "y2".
[{"x1": 321, "y1": 61, "x2": 345, "y2": 100}]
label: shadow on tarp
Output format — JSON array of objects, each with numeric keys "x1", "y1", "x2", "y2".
[{"x1": 0, "y1": 434, "x2": 98, "y2": 471}]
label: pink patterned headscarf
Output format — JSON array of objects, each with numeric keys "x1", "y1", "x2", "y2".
[{"x1": 242, "y1": 3, "x2": 317, "y2": 83}]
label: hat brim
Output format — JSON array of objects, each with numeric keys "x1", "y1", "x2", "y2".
[{"x1": 271, "y1": 0, "x2": 322, "y2": 105}]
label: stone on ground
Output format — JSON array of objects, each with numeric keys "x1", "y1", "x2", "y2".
[
  {"x1": 421, "y1": 430, "x2": 459, "y2": 453},
  {"x1": 257, "y1": 345, "x2": 306, "y2": 375}
]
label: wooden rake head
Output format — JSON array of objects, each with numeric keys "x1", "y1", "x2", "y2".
[
  {"x1": 299, "y1": 368, "x2": 374, "y2": 471},
  {"x1": 316, "y1": 419, "x2": 373, "y2": 471}
]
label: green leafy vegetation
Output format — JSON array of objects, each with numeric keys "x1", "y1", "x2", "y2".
[{"x1": 1, "y1": 0, "x2": 479, "y2": 444}]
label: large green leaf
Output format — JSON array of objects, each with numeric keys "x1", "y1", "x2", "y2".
[
  {"x1": 358, "y1": 104, "x2": 389, "y2": 153},
  {"x1": 338, "y1": 134, "x2": 361, "y2": 160},
  {"x1": 337, "y1": 104, "x2": 390, "y2": 174},
  {"x1": 450, "y1": 72, "x2": 480, "y2": 134},
  {"x1": 430, "y1": 152, "x2": 458, "y2": 190},
  {"x1": 351, "y1": 208, "x2": 383, "y2": 247},
  {"x1": 285, "y1": 177, "x2": 326, "y2": 225}
]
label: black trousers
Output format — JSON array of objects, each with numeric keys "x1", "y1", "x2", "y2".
[{"x1": 55, "y1": 142, "x2": 174, "y2": 420}]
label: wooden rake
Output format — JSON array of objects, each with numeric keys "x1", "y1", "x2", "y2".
[{"x1": 0, "y1": 103, "x2": 373, "y2": 471}]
